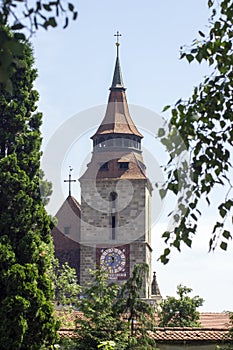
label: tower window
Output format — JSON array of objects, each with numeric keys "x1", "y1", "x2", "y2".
[
  {"x1": 111, "y1": 215, "x2": 116, "y2": 240},
  {"x1": 99, "y1": 162, "x2": 109, "y2": 171},
  {"x1": 118, "y1": 162, "x2": 129, "y2": 170},
  {"x1": 109, "y1": 192, "x2": 118, "y2": 201}
]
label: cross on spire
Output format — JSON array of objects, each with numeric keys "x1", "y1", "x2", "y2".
[
  {"x1": 114, "y1": 31, "x2": 122, "y2": 45},
  {"x1": 64, "y1": 166, "x2": 76, "y2": 197},
  {"x1": 114, "y1": 31, "x2": 122, "y2": 57}
]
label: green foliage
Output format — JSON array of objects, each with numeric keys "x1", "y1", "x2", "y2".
[
  {"x1": 0, "y1": 27, "x2": 59, "y2": 349},
  {"x1": 158, "y1": 284, "x2": 204, "y2": 327},
  {"x1": 39, "y1": 169, "x2": 53, "y2": 206},
  {"x1": 116, "y1": 264, "x2": 157, "y2": 349},
  {"x1": 51, "y1": 260, "x2": 81, "y2": 307},
  {"x1": 58, "y1": 337, "x2": 78, "y2": 350},
  {"x1": 71, "y1": 265, "x2": 157, "y2": 350},
  {"x1": 0, "y1": 0, "x2": 77, "y2": 90},
  {"x1": 0, "y1": 0, "x2": 77, "y2": 34},
  {"x1": 98, "y1": 340, "x2": 116, "y2": 350},
  {"x1": 74, "y1": 268, "x2": 129, "y2": 350},
  {"x1": 158, "y1": 0, "x2": 233, "y2": 260}
]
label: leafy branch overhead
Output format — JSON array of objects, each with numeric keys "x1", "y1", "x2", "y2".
[
  {"x1": 0, "y1": 0, "x2": 78, "y2": 90},
  {"x1": 158, "y1": 0, "x2": 233, "y2": 262},
  {"x1": 1, "y1": 0, "x2": 78, "y2": 33}
]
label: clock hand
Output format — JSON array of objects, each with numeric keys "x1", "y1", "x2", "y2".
[{"x1": 110, "y1": 255, "x2": 115, "y2": 265}]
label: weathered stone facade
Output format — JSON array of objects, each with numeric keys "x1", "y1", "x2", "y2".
[
  {"x1": 80, "y1": 179, "x2": 151, "y2": 245},
  {"x1": 79, "y1": 177, "x2": 153, "y2": 297}
]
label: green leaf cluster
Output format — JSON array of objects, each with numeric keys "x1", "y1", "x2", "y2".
[
  {"x1": 74, "y1": 269, "x2": 129, "y2": 350},
  {"x1": 158, "y1": 284, "x2": 204, "y2": 327},
  {"x1": 0, "y1": 0, "x2": 77, "y2": 90},
  {"x1": 71, "y1": 265, "x2": 157, "y2": 350},
  {"x1": 51, "y1": 260, "x2": 81, "y2": 307},
  {"x1": 158, "y1": 0, "x2": 233, "y2": 259}
]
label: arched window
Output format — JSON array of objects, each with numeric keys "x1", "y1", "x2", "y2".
[{"x1": 109, "y1": 191, "x2": 117, "y2": 206}]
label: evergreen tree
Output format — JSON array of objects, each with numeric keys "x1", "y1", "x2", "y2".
[
  {"x1": 0, "y1": 26, "x2": 59, "y2": 349},
  {"x1": 116, "y1": 264, "x2": 157, "y2": 350}
]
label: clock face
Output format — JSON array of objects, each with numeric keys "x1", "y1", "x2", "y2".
[{"x1": 100, "y1": 247, "x2": 126, "y2": 274}]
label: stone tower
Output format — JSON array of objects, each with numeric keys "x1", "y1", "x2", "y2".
[{"x1": 79, "y1": 36, "x2": 155, "y2": 298}]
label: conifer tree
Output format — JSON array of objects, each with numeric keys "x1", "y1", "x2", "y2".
[{"x1": 0, "y1": 26, "x2": 59, "y2": 349}]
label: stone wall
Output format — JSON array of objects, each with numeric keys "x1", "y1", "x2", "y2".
[{"x1": 79, "y1": 178, "x2": 153, "y2": 294}]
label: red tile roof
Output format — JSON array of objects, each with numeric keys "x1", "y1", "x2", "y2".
[
  {"x1": 200, "y1": 312, "x2": 230, "y2": 329},
  {"x1": 154, "y1": 313, "x2": 231, "y2": 343},
  {"x1": 57, "y1": 311, "x2": 232, "y2": 343},
  {"x1": 154, "y1": 327, "x2": 230, "y2": 343}
]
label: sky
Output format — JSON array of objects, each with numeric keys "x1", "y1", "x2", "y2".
[{"x1": 31, "y1": 0, "x2": 233, "y2": 312}]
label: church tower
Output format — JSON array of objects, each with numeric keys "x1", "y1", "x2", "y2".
[{"x1": 79, "y1": 34, "x2": 155, "y2": 298}]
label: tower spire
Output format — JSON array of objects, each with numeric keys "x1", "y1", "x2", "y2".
[{"x1": 111, "y1": 31, "x2": 125, "y2": 90}]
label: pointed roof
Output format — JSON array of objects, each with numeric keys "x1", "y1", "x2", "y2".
[
  {"x1": 151, "y1": 272, "x2": 161, "y2": 296},
  {"x1": 110, "y1": 54, "x2": 125, "y2": 90},
  {"x1": 110, "y1": 31, "x2": 125, "y2": 91},
  {"x1": 52, "y1": 195, "x2": 81, "y2": 248},
  {"x1": 92, "y1": 38, "x2": 143, "y2": 139}
]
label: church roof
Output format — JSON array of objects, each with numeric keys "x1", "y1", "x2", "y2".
[
  {"x1": 54, "y1": 195, "x2": 81, "y2": 219},
  {"x1": 52, "y1": 195, "x2": 81, "y2": 250},
  {"x1": 91, "y1": 41, "x2": 143, "y2": 139}
]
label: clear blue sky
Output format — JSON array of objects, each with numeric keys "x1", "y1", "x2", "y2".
[{"x1": 32, "y1": 0, "x2": 233, "y2": 312}]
